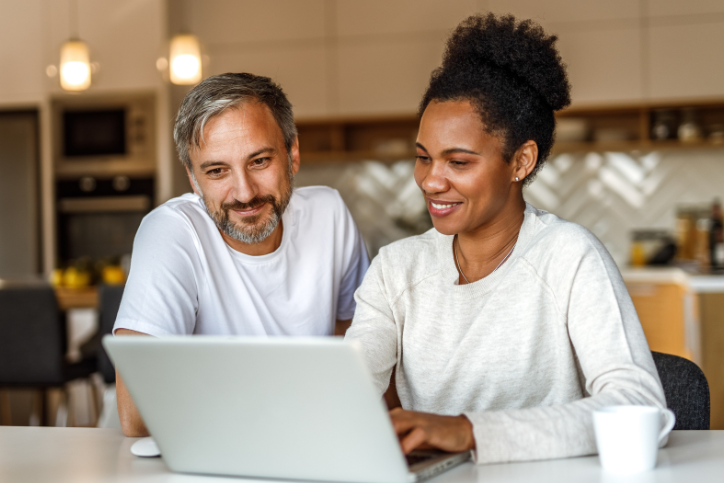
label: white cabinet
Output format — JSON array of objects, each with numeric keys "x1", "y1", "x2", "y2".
[
  {"x1": 556, "y1": 27, "x2": 643, "y2": 105},
  {"x1": 337, "y1": 37, "x2": 444, "y2": 116},
  {"x1": 649, "y1": 20, "x2": 724, "y2": 100},
  {"x1": 210, "y1": 46, "x2": 330, "y2": 118}
]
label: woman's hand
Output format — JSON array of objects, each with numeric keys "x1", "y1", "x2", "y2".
[{"x1": 390, "y1": 408, "x2": 476, "y2": 454}]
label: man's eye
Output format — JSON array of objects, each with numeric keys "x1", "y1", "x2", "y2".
[
  {"x1": 207, "y1": 168, "x2": 223, "y2": 176},
  {"x1": 252, "y1": 157, "x2": 270, "y2": 166},
  {"x1": 450, "y1": 160, "x2": 468, "y2": 167},
  {"x1": 415, "y1": 155, "x2": 430, "y2": 162}
]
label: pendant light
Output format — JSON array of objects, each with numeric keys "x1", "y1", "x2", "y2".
[
  {"x1": 167, "y1": 0, "x2": 202, "y2": 85},
  {"x1": 60, "y1": 40, "x2": 91, "y2": 91},
  {"x1": 60, "y1": 0, "x2": 91, "y2": 91},
  {"x1": 169, "y1": 34, "x2": 202, "y2": 85}
]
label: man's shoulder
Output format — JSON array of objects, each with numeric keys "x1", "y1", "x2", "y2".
[
  {"x1": 144, "y1": 193, "x2": 205, "y2": 223},
  {"x1": 292, "y1": 186, "x2": 345, "y2": 210},
  {"x1": 137, "y1": 193, "x2": 212, "y2": 243},
  {"x1": 291, "y1": 186, "x2": 352, "y2": 228}
]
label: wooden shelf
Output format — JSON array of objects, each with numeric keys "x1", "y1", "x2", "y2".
[
  {"x1": 301, "y1": 150, "x2": 419, "y2": 164},
  {"x1": 295, "y1": 99, "x2": 724, "y2": 162},
  {"x1": 54, "y1": 286, "x2": 98, "y2": 310},
  {"x1": 552, "y1": 139, "x2": 724, "y2": 154},
  {"x1": 555, "y1": 99, "x2": 724, "y2": 152},
  {"x1": 297, "y1": 115, "x2": 419, "y2": 164}
]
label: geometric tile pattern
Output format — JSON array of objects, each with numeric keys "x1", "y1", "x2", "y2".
[
  {"x1": 526, "y1": 149, "x2": 724, "y2": 266},
  {"x1": 296, "y1": 148, "x2": 724, "y2": 264},
  {"x1": 295, "y1": 160, "x2": 431, "y2": 257}
]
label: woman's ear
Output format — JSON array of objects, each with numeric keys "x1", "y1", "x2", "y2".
[{"x1": 513, "y1": 141, "x2": 538, "y2": 183}]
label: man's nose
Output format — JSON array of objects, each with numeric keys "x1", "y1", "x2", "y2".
[{"x1": 230, "y1": 170, "x2": 257, "y2": 203}]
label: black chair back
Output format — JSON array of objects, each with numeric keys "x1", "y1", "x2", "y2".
[
  {"x1": 98, "y1": 284, "x2": 125, "y2": 384},
  {"x1": 652, "y1": 351, "x2": 710, "y2": 430},
  {"x1": 0, "y1": 285, "x2": 66, "y2": 385}
]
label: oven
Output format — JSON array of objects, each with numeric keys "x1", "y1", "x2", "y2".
[{"x1": 56, "y1": 176, "x2": 154, "y2": 266}]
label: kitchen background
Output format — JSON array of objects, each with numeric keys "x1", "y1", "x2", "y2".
[{"x1": 2, "y1": 0, "x2": 724, "y2": 428}]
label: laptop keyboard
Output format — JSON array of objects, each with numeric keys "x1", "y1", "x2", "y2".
[{"x1": 406, "y1": 453, "x2": 437, "y2": 466}]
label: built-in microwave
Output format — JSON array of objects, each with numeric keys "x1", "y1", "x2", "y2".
[{"x1": 52, "y1": 92, "x2": 156, "y2": 178}]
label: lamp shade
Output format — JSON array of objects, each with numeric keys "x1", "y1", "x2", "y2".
[
  {"x1": 60, "y1": 40, "x2": 91, "y2": 91},
  {"x1": 169, "y1": 34, "x2": 202, "y2": 85}
]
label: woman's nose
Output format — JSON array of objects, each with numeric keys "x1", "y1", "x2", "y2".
[{"x1": 419, "y1": 161, "x2": 449, "y2": 195}]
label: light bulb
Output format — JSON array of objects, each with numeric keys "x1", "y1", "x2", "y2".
[
  {"x1": 61, "y1": 62, "x2": 90, "y2": 86},
  {"x1": 171, "y1": 54, "x2": 200, "y2": 80},
  {"x1": 60, "y1": 40, "x2": 91, "y2": 91},
  {"x1": 169, "y1": 34, "x2": 202, "y2": 85}
]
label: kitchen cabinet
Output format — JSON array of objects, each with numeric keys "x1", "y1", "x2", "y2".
[
  {"x1": 295, "y1": 99, "x2": 724, "y2": 164},
  {"x1": 0, "y1": 112, "x2": 40, "y2": 278},
  {"x1": 689, "y1": 276, "x2": 724, "y2": 431},
  {"x1": 555, "y1": 26, "x2": 642, "y2": 105},
  {"x1": 699, "y1": 293, "x2": 724, "y2": 430},
  {"x1": 623, "y1": 269, "x2": 698, "y2": 362},
  {"x1": 623, "y1": 268, "x2": 724, "y2": 430},
  {"x1": 649, "y1": 20, "x2": 724, "y2": 100}
]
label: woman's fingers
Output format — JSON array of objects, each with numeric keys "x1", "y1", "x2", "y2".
[
  {"x1": 389, "y1": 409, "x2": 476, "y2": 454},
  {"x1": 400, "y1": 427, "x2": 429, "y2": 454},
  {"x1": 390, "y1": 408, "x2": 417, "y2": 435}
]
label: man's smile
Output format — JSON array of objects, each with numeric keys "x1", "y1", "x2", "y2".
[{"x1": 232, "y1": 203, "x2": 267, "y2": 218}]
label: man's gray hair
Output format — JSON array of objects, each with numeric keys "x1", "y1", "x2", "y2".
[{"x1": 173, "y1": 72, "x2": 298, "y2": 170}]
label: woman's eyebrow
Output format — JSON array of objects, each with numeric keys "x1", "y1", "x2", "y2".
[
  {"x1": 415, "y1": 143, "x2": 480, "y2": 156},
  {"x1": 441, "y1": 147, "x2": 480, "y2": 156}
]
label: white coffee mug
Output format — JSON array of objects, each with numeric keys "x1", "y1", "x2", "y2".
[{"x1": 593, "y1": 405, "x2": 676, "y2": 475}]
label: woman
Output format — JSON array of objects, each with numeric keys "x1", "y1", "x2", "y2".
[{"x1": 345, "y1": 14, "x2": 666, "y2": 464}]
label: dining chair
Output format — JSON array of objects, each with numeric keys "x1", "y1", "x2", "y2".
[
  {"x1": 0, "y1": 284, "x2": 98, "y2": 426},
  {"x1": 94, "y1": 284, "x2": 125, "y2": 429},
  {"x1": 97, "y1": 284, "x2": 125, "y2": 384},
  {"x1": 651, "y1": 351, "x2": 710, "y2": 430}
]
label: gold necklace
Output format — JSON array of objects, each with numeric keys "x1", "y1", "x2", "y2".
[{"x1": 454, "y1": 235, "x2": 517, "y2": 284}]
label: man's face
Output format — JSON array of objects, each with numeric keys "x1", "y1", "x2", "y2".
[{"x1": 186, "y1": 102, "x2": 300, "y2": 246}]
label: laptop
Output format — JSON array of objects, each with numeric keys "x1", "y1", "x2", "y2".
[{"x1": 103, "y1": 336, "x2": 470, "y2": 483}]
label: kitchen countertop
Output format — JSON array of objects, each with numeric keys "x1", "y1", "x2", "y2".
[
  {"x1": 1, "y1": 428, "x2": 724, "y2": 483},
  {"x1": 621, "y1": 266, "x2": 724, "y2": 292}
]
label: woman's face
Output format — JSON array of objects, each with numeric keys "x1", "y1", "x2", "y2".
[{"x1": 414, "y1": 100, "x2": 519, "y2": 236}]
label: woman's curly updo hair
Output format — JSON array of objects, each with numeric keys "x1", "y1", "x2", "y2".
[{"x1": 420, "y1": 13, "x2": 571, "y2": 184}]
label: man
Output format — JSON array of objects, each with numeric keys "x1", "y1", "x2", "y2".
[{"x1": 114, "y1": 73, "x2": 370, "y2": 436}]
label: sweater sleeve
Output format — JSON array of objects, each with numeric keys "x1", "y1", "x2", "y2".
[
  {"x1": 464, "y1": 235, "x2": 667, "y2": 464},
  {"x1": 344, "y1": 255, "x2": 398, "y2": 396}
]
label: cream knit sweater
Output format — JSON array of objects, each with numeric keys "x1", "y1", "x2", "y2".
[{"x1": 345, "y1": 204, "x2": 666, "y2": 464}]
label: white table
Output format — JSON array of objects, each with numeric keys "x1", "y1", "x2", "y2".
[{"x1": 1, "y1": 427, "x2": 722, "y2": 482}]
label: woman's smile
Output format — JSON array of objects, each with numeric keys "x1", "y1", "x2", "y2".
[{"x1": 427, "y1": 199, "x2": 462, "y2": 217}]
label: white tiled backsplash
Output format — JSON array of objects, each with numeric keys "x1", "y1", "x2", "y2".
[{"x1": 295, "y1": 148, "x2": 724, "y2": 266}]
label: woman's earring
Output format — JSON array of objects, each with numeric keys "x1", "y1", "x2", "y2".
[{"x1": 515, "y1": 177, "x2": 520, "y2": 182}]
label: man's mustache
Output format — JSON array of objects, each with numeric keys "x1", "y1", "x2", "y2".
[{"x1": 222, "y1": 195, "x2": 276, "y2": 211}]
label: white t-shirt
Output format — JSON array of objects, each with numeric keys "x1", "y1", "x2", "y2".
[{"x1": 114, "y1": 186, "x2": 370, "y2": 336}]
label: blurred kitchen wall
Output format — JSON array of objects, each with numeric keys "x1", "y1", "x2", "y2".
[
  {"x1": 186, "y1": 0, "x2": 724, "y2": 116},
  {"x1": 2, "y1": 1, "x2": 724, "y2": 267},
  {"x1": 0, "y1": 0, "x2": 168, "y2": 273}
]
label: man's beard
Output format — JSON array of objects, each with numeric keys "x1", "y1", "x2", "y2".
[{"x1": 204, "y1": 184, "x2": 293, "y2": 244}]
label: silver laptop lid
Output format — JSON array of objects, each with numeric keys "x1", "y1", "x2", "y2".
[{"x1": 104, "y1": 336, "x2": 412, "y2": 483}]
